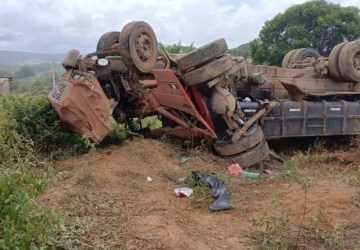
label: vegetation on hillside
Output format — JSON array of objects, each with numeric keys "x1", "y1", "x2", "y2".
[
  {"x1": 11, "y1": 72, "x2": 55, "y2": 93},
  {"x1": 0, "y1": 95, "x2": 127, "y2": 248},
  {"x1": 0, "y1": 50, "x2": 64, "y2": 66},
  {"x1": 250, "y1": 0, "x2": 360, "y2": 65},
  {"x1": 228, "y1": 43, "x2": 250, "y2": 58}
]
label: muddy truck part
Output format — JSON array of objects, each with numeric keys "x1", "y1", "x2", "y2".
[{"x1": 48, "y1": 21, "x2": 360, "y2": 167}]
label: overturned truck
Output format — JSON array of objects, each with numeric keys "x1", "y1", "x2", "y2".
[{"x1": 48, "y1": 21, "x2": 360, "y2": 167}]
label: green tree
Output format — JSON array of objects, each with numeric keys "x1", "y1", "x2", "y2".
[
  {"x1": 158, "y1": 41, "x2": 196, "y2": 54},
  {"x1": 250, "y1": 0, "x2": 360, "y2": 66},
  {"x1": 15, "y1": 65, "x2": 36, "y2": 79},
  {"x1": 228, "y1": 43, "x2": 250, "y2": 58}
]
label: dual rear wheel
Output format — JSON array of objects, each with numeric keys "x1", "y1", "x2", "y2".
[
  {"x1": 212, "y1": 125, "x2": 269, "y2": 167},
  {"x1": 328, "y1": 40, "x2": 360, "y2": 82}
]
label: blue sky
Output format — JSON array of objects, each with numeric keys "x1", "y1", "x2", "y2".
[{"x1": 0, "y1": 0, "x2": 359, "y2": 54}]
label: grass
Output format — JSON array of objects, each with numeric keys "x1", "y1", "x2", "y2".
[
  {"x1": 250, "y1": 138, "x2": 360, "y2": 250},
  {"x1": 0, "y1": 94, "x2": 128, "y2": 249}
]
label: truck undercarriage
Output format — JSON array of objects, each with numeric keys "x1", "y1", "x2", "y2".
[{"x1": 48, "y1": 21, "x2": 360, "y2": 167}]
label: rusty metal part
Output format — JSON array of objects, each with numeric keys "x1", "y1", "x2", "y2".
[
  {"x1": 119, "y1": 21, "x2": 158, "y2": 73},
  {"x1": 147, "y1": 69, "x2": 217, "y2": 139},
  {"x1": 313, "y1": 57, "x2": 329, "y2": 76},
  {"x1": 176, "y1": 38, "x2": 228, "y2": 71},
  {"x1": 231, "y1": 101, "x2": 276, "y2": 143},
  {"x1": 48, "y1": 69, "x2": 113, "y2": 143}
]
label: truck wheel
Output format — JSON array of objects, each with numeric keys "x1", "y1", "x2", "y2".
[
  {"x1": 96, "y1": 31, "x2": 120, "y2": 51},
  {"x1": 224, "y1": 139, "x2": 269, "y2": 167},
  {"x1": 291, "y1": 48, "x2": 320, "y2": 67},
  {"x1": 281, "y1": 49, "x2": 298, "y2": 68},
  {"x1": 119, "y1": 21, "x2": 158, "y2": 73},
  {"x1": 338, "y1": 40, "x2": 360, "y2": 82},
  {"x1": 176, "y1": 39, "x2": 228, "y2": 71},
  {"x1": 183, "y1": 55, "x2": 234, "y2": 86},
  {"x1": 328, "y1": 42, "x2": 347, "y2": 81},
  {"x1": 212, "y1": 125, "x2": 264, "y2": 156}
]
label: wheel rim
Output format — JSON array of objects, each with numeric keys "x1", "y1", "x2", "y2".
[
  {"x1": 135, "y1": 32, "x2": 154, "y2": 62},
  {"x1": 119, "y1": 21, "x2": 158, "y2": 73}
]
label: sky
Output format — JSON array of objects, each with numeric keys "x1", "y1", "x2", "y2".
[{"x1": 0, "y1": 0, "x2": 359, "y2": 54}]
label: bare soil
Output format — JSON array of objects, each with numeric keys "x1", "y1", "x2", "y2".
[{"x1": 38, "y1": 138, "x2": 360, "y2": 249}]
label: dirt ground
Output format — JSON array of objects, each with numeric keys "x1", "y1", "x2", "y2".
[{"x1": 38, "y1": 138, "x2": 360, "y2": 249}]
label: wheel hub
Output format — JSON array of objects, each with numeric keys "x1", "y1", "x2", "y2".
[{"x1": 135, "y1": 33, "x2": 153, "y2": 62}]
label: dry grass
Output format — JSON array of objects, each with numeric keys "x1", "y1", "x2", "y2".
[{"x1": 38, "y1": 137, "x2": 360, "y2": 249}]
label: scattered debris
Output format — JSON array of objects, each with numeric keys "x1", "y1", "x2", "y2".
[
  {"x1": 228, "y1": 163, "x2": 242, "y2": 176},
  {"x1": 192, "y1": 171, "x2": 230, "y2": 212},
  {"x1": 147, "y1": 176, "x2": 153, "y2": 182},
  {"x1": 180, "y1": 155, "x2": 190, "y2": 164},
  {"x1": 176, "y1": 177, "x2": 188, "y2": 183},
  {"x1": 227, "y1": 163, "x2": 260, "y2": 179},
  {"x1": 174, "y1": 187, "x2": 193, "y2": 197},
  {"x1": 241, "y1": 171, "x2": 260, "y2": 179},
  {"x1": 263, "y1": 169, "x2": 273, "y2": 175}
]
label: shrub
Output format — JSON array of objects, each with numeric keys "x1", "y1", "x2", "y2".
[
  {"x1": 0, "y1": 95, "x2": 90, "y2": 160},
  {"x1": 0, "y1": 94, "x2": 126, "y2": 248}
]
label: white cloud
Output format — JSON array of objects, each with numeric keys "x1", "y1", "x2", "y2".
[{"x1": 0, "y1": 0, "x2": 358, "y2": 53}]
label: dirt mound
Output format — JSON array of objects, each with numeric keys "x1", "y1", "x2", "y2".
[{"x1": 38, "y1": 138, "x2": 360, "y2": 249}]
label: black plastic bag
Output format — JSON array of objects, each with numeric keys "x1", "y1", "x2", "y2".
[{"x1": 192, "y1": 171, "x2": 230, "y2": 211}]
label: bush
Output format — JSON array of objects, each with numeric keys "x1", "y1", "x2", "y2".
[
  {"x1": 0, "y1": 94, "x2": 127, "y2": 248},
  {"x1": 0, "y1": 95, "x2": 61, "y2": 248},
  {"x1": 0, "y1": 95, "x2": 91, "y2": 160}
]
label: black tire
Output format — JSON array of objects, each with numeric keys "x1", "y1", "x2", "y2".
[
  {"x1": 96, "y1": 31, "x2": 121, "y2": 59},
  {"x1": 338, "y1": 40, "x2": 360, "y2": 82},
  {"x1": 183, "y1": 55, "x2": 234, "y2": 86},
  {"x1": 224, "y1": 139, "x2": 270, "y2": 167},
  {"x1": 213, "y1": 125, "x2": 264, "y2": 156},
  {"x1": 176, "y1": 39, "x2": 228, "y2": 71},
  {"x1": 281, "y1": 49, "x2": 298, "y2": 68},
  {"x1": 328, "y1": 42, "x2": 347, "y2": 81},
  {"x1": 96, "y1": 31, "x2": 121, "y2": 51},
  {"x1": 119, "y1": 21, "x2": 158, "y2": 73},
  {"x1": 290, "y1": 48, "x2": 320, "y2": 66}
]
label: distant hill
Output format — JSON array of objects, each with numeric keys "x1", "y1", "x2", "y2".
[
  {"x1": 0, "y1": 50, "x2": 65, "y2": 66},
  {"x1": 228, "y1": 43, "x2": 250, "y2": 58}
]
